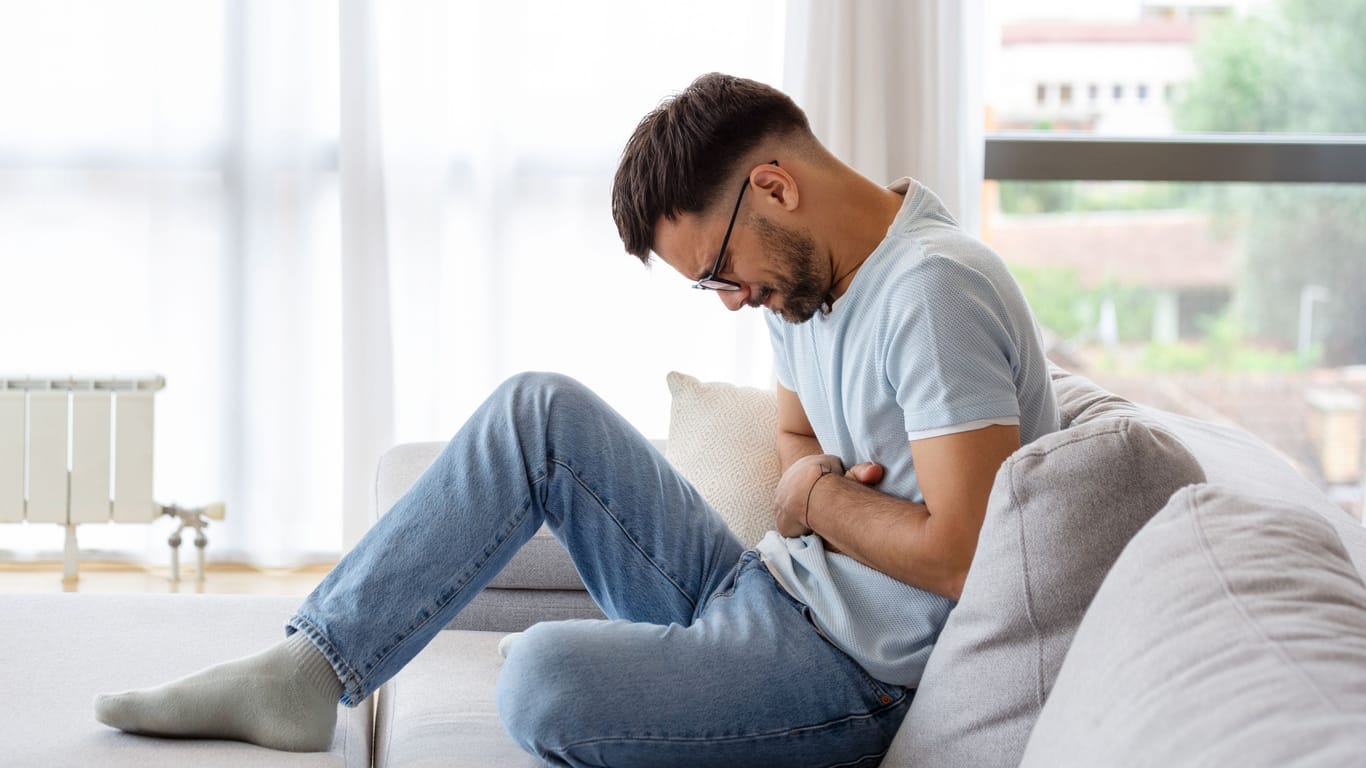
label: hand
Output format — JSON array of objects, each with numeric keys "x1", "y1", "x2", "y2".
[
  {"x1": 773, "y1": 454, "x2": 843, "y2": 538},
  {"x1": 844, "y1": 461, "x2": 884, "y2": 486},
  {"x1": 773, "y1": 456, "x2": 886, "y2": 539}
]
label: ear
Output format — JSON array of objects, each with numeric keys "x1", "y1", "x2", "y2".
[{"x1": 750, "y1": 162, "x2": 799, "y2": 212}]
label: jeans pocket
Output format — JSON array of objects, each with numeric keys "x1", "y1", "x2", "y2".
[
  {"x1": 788, "y1": 601, "x2": 906, "y2": 710},
  {"x1": 702, "y1": 554, "x2": 750, "y2": 604}
]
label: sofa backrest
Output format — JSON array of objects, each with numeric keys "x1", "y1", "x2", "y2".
[{"x1": 1147, "y1": 404, "x2": 1366, "y2": 581}]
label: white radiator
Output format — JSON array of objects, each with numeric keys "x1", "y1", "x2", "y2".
[{"x1": 1, "y1": 374, "x2": 165, "y2": 580}]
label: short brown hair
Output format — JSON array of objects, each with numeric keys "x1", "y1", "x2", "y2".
[{"x1": 612, "y1": 73, "x2": 812, "y2": 263}]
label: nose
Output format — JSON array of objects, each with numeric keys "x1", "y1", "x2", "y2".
[{"x1": 718, "y1": 287, "x2": 748, "y2": 312}]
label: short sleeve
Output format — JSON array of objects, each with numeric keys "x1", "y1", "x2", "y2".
[{"x1": 884, "y1": 256, "x2": 1021, "y2": 436}]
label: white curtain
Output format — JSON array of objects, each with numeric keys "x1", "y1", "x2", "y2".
[
  {"x1": 783, "y1": 0, "x2": 986, "y2": 235},
  {"x1": 0, "y1": 0, "x2": 985, "y2": 566},
  {"x1": 2, "y1": 0, "x2": 785, "y2": 565},
  {"x1": 0, "y1": 0, "x2": 348, "y2": 566}
]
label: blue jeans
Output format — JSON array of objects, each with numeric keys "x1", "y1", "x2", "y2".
[{"x1": 287, "y1": 372, "x2": 910, "y2": 767}]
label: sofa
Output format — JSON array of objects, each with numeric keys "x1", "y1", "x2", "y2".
[{"x1": 3, "y1": 367, "x2": 1365, "y2": 767}]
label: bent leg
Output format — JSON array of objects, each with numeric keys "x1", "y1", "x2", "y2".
[
  {"x1": 290, "y1": 372, "x2": 745, "y2": 705},
  {"x1": 497, "y1": 553, "x2": 911, "y2": 768},
  {"x1": 94, "y1": 372, "x2": 743, "y2": 750}
]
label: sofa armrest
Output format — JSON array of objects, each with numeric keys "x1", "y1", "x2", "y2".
[{"x1": 373, "y1": 442, "x2": 587, "y2": 592}]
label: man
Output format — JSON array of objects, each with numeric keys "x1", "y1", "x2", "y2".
[{"x1": 95, "y1": 73, "x2": 1057, "y2": 767}]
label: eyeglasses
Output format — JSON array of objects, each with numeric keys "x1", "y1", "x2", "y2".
[{"x1": 692, "y1": 160, "x2": 778, "y2": 292}]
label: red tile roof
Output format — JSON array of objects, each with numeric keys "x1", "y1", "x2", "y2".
[{"x1": 987, "y1": 211, "x2": 1236, "y2": 290}]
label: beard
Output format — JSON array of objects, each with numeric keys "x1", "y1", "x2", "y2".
[{"x1": 751, "y1": 216, "x2": 828, "y2": 324}]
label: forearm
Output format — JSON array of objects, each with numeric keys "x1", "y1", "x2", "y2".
[
  {"x1": 805, "y1": 474, "x2": 974, "y2": 600},
  {"x1": 777, "y1": 429, "x2": 824, "y2": 472}
]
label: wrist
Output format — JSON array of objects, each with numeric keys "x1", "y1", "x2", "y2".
[{"x1": 803, "y1": 464, "x2": 840, "y2": 531}]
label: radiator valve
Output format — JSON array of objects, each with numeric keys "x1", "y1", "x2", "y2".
[{"x1": 160, "y1": 503, "x2": 227, "y2": 583}]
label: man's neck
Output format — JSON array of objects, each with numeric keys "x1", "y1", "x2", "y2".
[{"x1": 820, "y1": 172, "x2": 905, "y2": 304}]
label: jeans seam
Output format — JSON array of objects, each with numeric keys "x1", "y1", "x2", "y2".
[
  {"x1": 548, "y1": 454, "x2": 700, "y2": 612},
  {"x1": 761, "y1": 567, "x2": 901, "y2": 706},
  {"x1": 552, "y1": 695, "x2": 907, "y2": 752},
  {"x1": 287, "y1": 614, "x2": 366, "y2": 705},
  {"x1": 347, "y1": 489, "x2": 537, "y2": 702}
]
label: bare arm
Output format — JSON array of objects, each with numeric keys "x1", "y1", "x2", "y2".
[
  {"x1": 773, "y1": 423, "x2": 1020, "y2": 601},
  {"x1": 776, "y1": 383, "x2": 822, "y2": 470}
]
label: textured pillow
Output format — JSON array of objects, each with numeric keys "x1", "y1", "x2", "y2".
[
  {"x1": 1020, "y1": 485, "x2": 1366, "y2": 767},
  {"x1": 1048, "y1": 362, "x2": 1139, "y2": 430},
  {"x1": 664, "y1": 371, "x2": 780, "y2": 548},
  {"x1": 885, "y1": 372, "x2": 1206, "y2": 768}
]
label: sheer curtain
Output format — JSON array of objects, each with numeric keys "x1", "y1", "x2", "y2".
[
  {"x1": 345, "y1": 0, "x2": 787, "y2": 548},
  {"x1": 783, "y1": 0, "x2": 986, "y2": 235},
  {"x1": 0, "y1": 1, "x2": 342, "y2": 565},
  {"x1": 0, "y1": 1, "x2": 984, "y2": 566}
]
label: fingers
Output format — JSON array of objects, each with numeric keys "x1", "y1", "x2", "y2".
[{"x1": 844, "y1": 462, "x2": 884, "y2": 485}]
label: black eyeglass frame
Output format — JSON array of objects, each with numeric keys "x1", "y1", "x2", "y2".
[{"x1": 692, "y1": 160, "x2": 779, "y2": 292}]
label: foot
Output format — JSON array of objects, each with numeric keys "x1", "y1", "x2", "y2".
[
  {"x1": 94, "y1": 633, "x2": 344, "y2": 752},
  {"x1": 498, "y1": 632, "x2": 523, "y2": 660}
]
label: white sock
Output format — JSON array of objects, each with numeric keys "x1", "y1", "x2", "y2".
[
  {"x1": 94, "y1": 633, "x2": 344, "y2": 752},
  {"x1": 497, "y1": 632, "x2": 523, "y2": 660}
]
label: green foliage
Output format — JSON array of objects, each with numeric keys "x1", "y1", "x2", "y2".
[
  {"x1": 1104, "y1": 281, "x2": 1156, "y2": 343},
  {"x1": 1177, "y1": 0, "x2": 1366, "y2": 133},
  {"x1": 1172, "y1": 0, "x2": 1366, "y2": 364},
  {"x1": 1141, "y1": 310, "x2": 1311, "y2": 373},
  {"x1": 998, "y1": 181, "x2": 1202, "y2": 215},
  {"x1": 1009, "y1": 266, "x2": 1158, "y2": 344},
  {"x1": 1001, "y1": 0, "x2": 1366, "y2": 368},
  {"x1": 1009, "y1": 264, "x2": 1088, "y2": 339}
]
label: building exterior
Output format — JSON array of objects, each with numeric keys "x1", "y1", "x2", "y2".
[{"x1": 982, "y1": 0, "x2": 1363, "y2": 516}]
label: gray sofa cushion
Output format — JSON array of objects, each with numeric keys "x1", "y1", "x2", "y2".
[
  {"x1": 375, "y1": 630, "x2": 541, "y2": 768},
  {"x1": 1150, "y1": 405, "x2": 1366, "y2": 582},
  {"x1": 442, "y1": 588, "x2": 602, "y2": 634},
  {"x1": 886, "y1": 369, "x2": 1205, "y2": 768},
  {"x1": 1020, "y1": 485, "x2": 1366, "y2": 767},
  {"x1": 0, "y1": 593, "x2": 370, "y2": 768}
]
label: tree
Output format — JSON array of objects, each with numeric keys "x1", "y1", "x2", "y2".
[{"x1": 1174, "y1": 0, "x2": 1366, "y2": 365}]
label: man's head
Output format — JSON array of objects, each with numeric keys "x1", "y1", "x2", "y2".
[
  {"x1": 611, "y1": 74, "x2": 837, "y2": 324},
  {"x1": 612, "y1": 73, "x2": 813, "y2": 264}
]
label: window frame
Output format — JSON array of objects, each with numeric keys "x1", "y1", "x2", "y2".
[{"x1": 984, "y1": 132, "x2": 1366, "y2": 183}]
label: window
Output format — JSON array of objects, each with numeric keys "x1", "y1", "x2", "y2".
[
  {"x1": 0, "y1": 0, "x2": 788, "y2": 561},
  {"x1": 987, "y1": 0, "x2": 1366, "y2": 521},
  {"x1": 1059, "y1": 83, "x2": 1073, "y2": 106}
]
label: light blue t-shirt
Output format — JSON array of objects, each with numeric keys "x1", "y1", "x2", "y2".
[{"x1": 756, "y1": 178, "x2": 1059, "y2": 687}]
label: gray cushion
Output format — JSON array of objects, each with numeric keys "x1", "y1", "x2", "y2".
[
  {"x1": 442, "y1": 588, "x2": 603, "y2": 633},
  {"x1": 1020, "y1": 485, "x2": 1366, "y2": 767},
  {"x1": 375, "y1": 630, "x2": 543, "y2": 768},
  {"x1": 1149, "y1": 405, "x2": 1366, "y2": 581},
  {"x1": 886, "y1": 370, "x2": 1205, "y2": 768},
  {"x1": 376, "y1": 442, "x2": 586, "y2": 591},
  {"x1": 0, "y1": 593, "x2": 370, "y2": 768}
]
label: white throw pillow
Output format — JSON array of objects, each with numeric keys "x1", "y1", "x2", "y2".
[{"x1": 664, "y1": 371, "x2": 780, "y2": 548}]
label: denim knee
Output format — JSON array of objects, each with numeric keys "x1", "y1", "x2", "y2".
[
  {"x1": 494, "y1": 371, "x2": 591, "y2": 409},
  {"x1": 495, "y1": 622, "x2": 585, "y2": 755}
]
